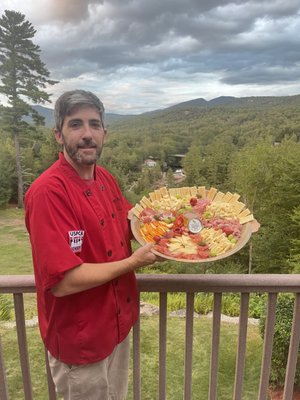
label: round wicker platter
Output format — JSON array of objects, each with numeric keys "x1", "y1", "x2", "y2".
[{"x1": 129, "y1": 186, "x2": 260, "y2": 263}]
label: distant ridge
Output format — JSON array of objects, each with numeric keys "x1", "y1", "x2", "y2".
[
  {"x1": 29, "y1": 94, "x2": 300, "y2": 128},
  {"x1": 29, "y1": 106, "x2": 135, "y2": 128},
  {"x1": 164, "y1": 96, "x2": 236, "y2": 110}
]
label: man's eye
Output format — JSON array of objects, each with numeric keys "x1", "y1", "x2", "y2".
[
  {"x1": 90, "y1": 122, "x2": 102, "y2": 129},
  {"x1": 70, "y1": 121, "x2": 81, "y2": 128}
]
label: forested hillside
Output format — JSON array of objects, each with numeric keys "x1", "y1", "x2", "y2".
[{"x1": 1, "y1": 94, "x2": 300, "y2": 274}]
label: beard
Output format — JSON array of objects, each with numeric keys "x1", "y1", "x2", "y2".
[{"x1": 62, "y1": 135, "x2": 102, "y2": 165}]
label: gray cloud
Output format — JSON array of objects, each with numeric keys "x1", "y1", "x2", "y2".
[{"x1": 1, "y1": 0, "x2": 300, "y2": 112}]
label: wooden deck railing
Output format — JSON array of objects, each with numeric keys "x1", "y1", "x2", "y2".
[{"x1": 1, "y1": 274, "x2": 300, "y2": 400}]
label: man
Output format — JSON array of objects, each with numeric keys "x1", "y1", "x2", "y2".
[{"x1": 25, "y1": 90, "x2": 159, "y2": 400}]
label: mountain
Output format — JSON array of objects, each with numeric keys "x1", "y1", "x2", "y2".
[
  {"x1": 28, "y1": 94, "x2": 300, "y2": 128},
  {"x1": 28, "y1": 106, "x2": 134, "y2": 128},
  {"x1": 30, "y1": 105, "x2": 55, "y2": 128}
]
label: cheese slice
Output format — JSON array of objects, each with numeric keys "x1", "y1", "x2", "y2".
[
  {"x1": 160, "y1": 187, "x2": 169, "y2": 198},
  {"x1": 238, "y1": 208, "x2": 251, "y2": 218},
  {"x1": 213, "y1": 191, "x2": 225, "y2": 203},
  {"x1": 190, "y1": 186, "x2": 198, "y2": 197},
  {"x1": 239, "y1": 214, "x2": 254, "y2": 224},
  {"x1": 154, "y1": 189, "x2": 162, "y2": 201},
  {"x1": 233, "y1": 201, "x2": 246, "y2": 213},
  {"x1": 198, "y1": 186, "x2": 206, "y2": 198},
  {"x1": 141, "y1": 196, "x2": 153, "y2": 208},
  {"x1": 229, "y1": 193, "x2": 240, "y2": 203},
  {"x1": 223, "y1": 192, "x2": 233, "y2": 202},
  {"x1": 148, "y1": 192, "x2": 156, "y2": 202},
  {"x1": 207, "y1": 187, "x2": 218, "y2": 200},
  {"x1": 132, "y1": 207, "x2": 141, "y2": 217}
]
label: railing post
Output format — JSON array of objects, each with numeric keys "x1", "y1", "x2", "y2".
[
  {"x1": 209, "y1": 292, "x2": 222, "y2": 400},
  {"x1": 283, "y1": 293, "x2": 300, "y2": 400},
  {"x1": 0, "y1": 335, "x2": 9, "y2": 400},
  {"x1": 233, "y1": 292, "x2": 249, "y2": 399},
  {"x1": 14, "y1": 293, "x2": 33, "y2": 400},
  {"x1": 44, "y1": 348, "x2": 57, "y2": 400},
  {"x1": 133, "y1": 314, "x2": 141, "y2": 400},
  {"x1": 258, "y1": 292, "x2": 278, "y2": 400},
  {"x1": 184, "y1": 292, "x2": 194, "y2": 400},
  {"x1": 159, "y1": 292, "x2": 167, "y2": 400}
]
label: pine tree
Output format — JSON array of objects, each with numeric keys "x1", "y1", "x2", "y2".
[{"x1": 0, "y1": 10, "x2": 57, "y2": 207}]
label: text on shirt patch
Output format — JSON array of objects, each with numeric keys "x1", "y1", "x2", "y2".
[{"x1": 68, "y1": 230, "x2": 85, "y2": 253}]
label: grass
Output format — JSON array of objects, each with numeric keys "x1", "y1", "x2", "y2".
[
  {"x1": 0, "y1": 316, "x2": 263, "y2": 400},
  {"x1": 0, "y1": 207, "x2": 33, "y2": 275},
  {"x1": 0, "y1": 208, "x2": 264, "y2": 399}
]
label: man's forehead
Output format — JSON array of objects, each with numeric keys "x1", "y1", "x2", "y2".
[{"x1": 66, "y1": 104, "x2": 102, "y2": 119}]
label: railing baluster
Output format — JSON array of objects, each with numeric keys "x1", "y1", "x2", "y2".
[
  {"x1": 184, "y1": 292, "x2": 195, "y2": 400},
  {"x1": 13, "y1": 293, "x2": 33, "y2": 400},
  {"x1": 0, "y1": 335, "x2": 9, "y2": 400},
  {"x1": 283, "y1": 293, "x2": 300, "y2": 400},
  {"x1": 133, "y1": 313, "x2": 141, "y2": 400},
  {"x1": 233, "y1": 292, "x2": 249, "y2": 400},
  {"x1": 258, "y1": 292, "x2": 278, "y2": 400},
  {"x1": 44, "y1": 347, "x2": 57, "y2": 400},
  {"x1": 2, "y1": 274, "x2": 300, "y2": 399},
  {"x1": 209, "y1": 292, "x2": 222, "y2": 400},
  {"x1": 159, "y1": 292, "x2": 167, "y2": 400}
]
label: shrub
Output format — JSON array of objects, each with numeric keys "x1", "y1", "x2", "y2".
[
  {"x1": 249, "y1": 293, "x2": 267, "y2": 318},
  {"x1": 259, "y1": 294, "x2": 300, "y2": 387},
  {"x1": 0, "y1": 294, "x2": 13, "y2": 321}
]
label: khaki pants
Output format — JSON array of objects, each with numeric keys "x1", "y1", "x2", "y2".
[{"x1": 48, "y1": 335, "x2": 130, "y2": 400}]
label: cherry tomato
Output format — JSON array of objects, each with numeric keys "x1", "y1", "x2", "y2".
[
  {"x1": 173, "y1": 215, "x2": 185, "y2": 228},
  {"x1": 153, "y1": 235, "x2": 161, "y2": 243},
  {"x1": 190, "y1": 197, "x2": 198, "y2": 207}
]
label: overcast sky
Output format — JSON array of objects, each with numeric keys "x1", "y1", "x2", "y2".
[{"x1": 1, "y1": 0, "x2": 300, "y2": 114}]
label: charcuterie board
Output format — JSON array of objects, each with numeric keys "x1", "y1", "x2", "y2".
[{"x1": 129, "y1": 186, "x2": 259, "y2": 263}]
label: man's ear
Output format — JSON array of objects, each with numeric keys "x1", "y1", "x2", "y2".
[
  {"x1": 103, "y1": 128, "x2": 108, "y2": 142},
  {"x1": 54, "y1": 128, "x2": 63, "y2": 145}
]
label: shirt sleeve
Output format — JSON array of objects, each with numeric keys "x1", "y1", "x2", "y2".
[{"x1": 25, "y1": 185, "x2": 84, "y2": 291}]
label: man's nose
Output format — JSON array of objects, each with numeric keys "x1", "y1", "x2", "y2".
[{"x1": 81, "y1": 123, "x2": 93, "y2": 137}]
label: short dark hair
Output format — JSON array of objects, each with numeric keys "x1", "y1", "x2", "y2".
[{"x1": 54, "y1": 90, "x2": 105, "y2": 131}]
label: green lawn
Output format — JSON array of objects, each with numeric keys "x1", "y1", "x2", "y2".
[
  {"x1": 0, "y1": 207, "x2": 33, "y2": 275},
  {"x1": 0, "y1": 316, "x2": 262, "y2": 400},
  {"x1": 0, "y1": 208, "x2": 264, "y2": 399}
]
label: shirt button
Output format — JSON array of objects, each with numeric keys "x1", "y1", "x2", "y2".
[
  {"x1": 112, "y1": 213, "x2": 115, "y2": 218},
  {"x1": 100, "y1": 219, "x2": 104, "y2": 226},
  {"x1": 86, "y1": 189, "x2": 92, "y2": 196},
  {"x1": 107, "y1": 250, "x2": 112, "y2": 257}
]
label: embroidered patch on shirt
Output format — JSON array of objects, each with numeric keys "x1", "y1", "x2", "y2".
[{"x1": 68, "y1": 230, "x2": 85, "y2": 253}]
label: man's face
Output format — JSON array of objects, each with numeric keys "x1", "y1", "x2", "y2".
[{"x1": 55, "y1": 105, "x2": 107, "y2": 167}]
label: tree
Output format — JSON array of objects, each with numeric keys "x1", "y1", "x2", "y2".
[
  {"x1": 0, "y1": 10, "x2": 57, "y2": 207},
  {"x1": 228, "y1": 139, "x2": 300, "y2": 273},
  {"x1": 0, "y1": 137, "x2": 15, "y2": 207}
]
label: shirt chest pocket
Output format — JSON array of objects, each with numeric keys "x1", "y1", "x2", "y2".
[
  {"x1": 99, "y1": 197, "x2": 125, "y2": 227},
  {"x1": 112, "y1": 196, "x2": 125, "y2": 213}
]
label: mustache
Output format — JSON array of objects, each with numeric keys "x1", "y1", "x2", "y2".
[{"x1": 77, "y1": 139, "x2": 97, "y2": 148}]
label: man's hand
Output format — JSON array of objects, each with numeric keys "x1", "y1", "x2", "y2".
[
  {"x1": 129, "y1": 243, "x2": 161, "y2": 270},
  {"x1": 52, "y1": 243, "x2": 163, "y2": 297}
]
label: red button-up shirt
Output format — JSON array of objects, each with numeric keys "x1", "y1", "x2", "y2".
[{"x1": 25, "y1": 153, "x2": 139, "y2": 365}]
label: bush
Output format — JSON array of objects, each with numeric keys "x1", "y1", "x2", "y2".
[
  {"x1": 0, "y1": 294, "x2": 13, "y2": 321},
  {"x1": 249, "y1": 293, "x2": 267, "y2": 318},
  {"x1": 140, "y1": 292, "x2": 266, "y2": 319},
  {"x1": 259, "y1": 294, "x2": 300, "y2": 388}
]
